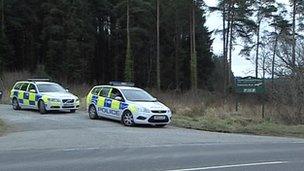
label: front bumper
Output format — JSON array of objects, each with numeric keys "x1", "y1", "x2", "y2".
[
  {"x1": 133, "y1": 112, "x2": 172, "y2": 125},
  {"x1": 45, "y1": 101, "x2": 80, "y2": 111}
]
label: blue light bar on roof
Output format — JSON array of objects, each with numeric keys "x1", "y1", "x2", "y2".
[
  {"x1": 27, "y1": 79, "x2": 50, "y2": 82},
  {"x1": 109, "y1": 81, "x2": 134, "y2": 87}
]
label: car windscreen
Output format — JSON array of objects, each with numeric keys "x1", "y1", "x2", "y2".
[
  {"x1": 121, "y1": 89, "x2": 156, "y2": 102},
  {"x1": 37, "y1": 84, "x2": 66, "y2": 93}
]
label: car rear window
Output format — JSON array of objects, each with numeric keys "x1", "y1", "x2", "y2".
[
  {"x1": 99, "y1": 87, "x2": 110, "y2": 97},
  {"x1": 20, "y1": 83, "x2": 29, "y2": 91},
  {"x1": 91, "y1": 87, "x2": 102, "y2": 95},
  {"x1": 13, "y1": 83, "x2": 23, "y2": 90}
]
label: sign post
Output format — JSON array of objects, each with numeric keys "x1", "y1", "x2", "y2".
[{"x1": 235, "y1": 77, "x2": 266, "y2": 117}]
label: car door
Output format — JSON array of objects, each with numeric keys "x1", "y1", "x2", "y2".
[
  {"x1": 97, "y1": 87, "x2": 111, "y2": 117},
  {"x1": 88, "y1": 86, "x2": 102, "y2": 112},
  {"x1": 27, "y1": 83, "x2": 38, "y2": 109},
  {"x1": 107, "y1": 88, "x2": 125, "y2": 119},
  {"x1": 18, "y1": 83, "x2": 29, "y2": 107}
]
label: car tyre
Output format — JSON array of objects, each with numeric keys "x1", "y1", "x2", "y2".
[
  {"x1": 121, "y1": 111, "x2": 135, "y2": 127},
  {"x1": 88, "y1": 105, "x2": 98, "y2": 119},
  {"x1": 12, "y1": 98, "x2": 21, "y2": 110},
  {"x1": 38, "y1": 101, "x2": 47, "y2": 114}
]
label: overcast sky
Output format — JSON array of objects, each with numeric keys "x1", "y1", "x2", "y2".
[{"x1": 204, "y1": 0, "x2": 290, "y2": 77}]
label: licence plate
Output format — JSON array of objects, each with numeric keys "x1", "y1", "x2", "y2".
[{"x1": 154, "y1": 116, "x2": 166, "y2": 120}]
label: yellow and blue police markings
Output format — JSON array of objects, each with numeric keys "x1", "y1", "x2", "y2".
[
  {"x1": 89, "y1": 94, "x2": 136, "y2": 117},
  {"x1": 11, "y1": 90, "x2": 42, "y2": 107}
]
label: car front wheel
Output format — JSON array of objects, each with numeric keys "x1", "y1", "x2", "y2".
[
  {"x1": 121, "y1": 111, "x2": 135, "y2": 126},
  {"x1": 38, "y1": 101, "x2": 47, "y2": 114}
]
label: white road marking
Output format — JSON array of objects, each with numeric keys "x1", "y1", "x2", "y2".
[
  {"x1": 166, "y1": 161, "x2": 289, "y2": 171},
  {"x1": 62, "y1": 147, "x2": 100, "y2": 152}
]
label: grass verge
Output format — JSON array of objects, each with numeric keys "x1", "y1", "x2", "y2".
[{"x1": 172, "y1": 114, "x2": 304, "y2": 138}]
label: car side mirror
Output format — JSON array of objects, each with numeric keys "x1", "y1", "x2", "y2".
[
  {"x1": 30, "y1": 89, "x2": 36, "y2": 93},
  {"x1": 114, "y1": 96, "x2": 122, "y2": 101},
  {"x1": 66, "y1": 89, "x2": 69, "y2": 92},
  {"x1": 152, "y1": 98, "x2": 157, "y2": 101}
]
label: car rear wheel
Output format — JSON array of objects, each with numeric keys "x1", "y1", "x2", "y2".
[
  {"x1": 88, "y1": 105, "x2": 98, "y2": 119},
  {"x1": 12, "y1": 98, "x2": 21, "y2": 110},
  {"x1": 122, "y1": 111, "x2": 134, "y2": 126},
  {"x1": 38, "y1": 101, "x2": 47, "y2": 114}
]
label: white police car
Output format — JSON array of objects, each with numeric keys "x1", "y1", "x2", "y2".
[
  {"x1": 86, "y1": 82, "x2": 172, "y2": 126},
  {"x1": 10, "y1": 79, "x2": 80, "y2": 114}
]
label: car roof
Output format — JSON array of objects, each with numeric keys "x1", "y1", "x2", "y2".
[
  {"x1": 35, "y1": 82, "x2": 57, "y2": 85},
  {"x1": 16, "y1": 81, "x2": 58, "y2": 85},
  {"x1": 93, "y1": 85, "x2": 142, "y2": 90}
]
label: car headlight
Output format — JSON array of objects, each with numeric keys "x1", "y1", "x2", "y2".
[
  {"x1": 75, "y1": 98, "x2": 79, "y2": 102},
  {"x1": 48, "y1": 98, "x2": 61, "y2": 102},
  {"x1": 167, "y1": 110, "x2": 172, "y2": 115},
  {"x1": 138, "y1": 107, "x2": 150, "y2": 113}
]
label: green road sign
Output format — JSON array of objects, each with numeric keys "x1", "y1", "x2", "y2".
[{"x1": 235, "y1": 76, "x2": 265, "y2": 94}]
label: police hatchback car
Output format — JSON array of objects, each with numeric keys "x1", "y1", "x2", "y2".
[
  {"x1": 86, "y1": 82, "x2": 172, "y2": 126},
  {"x1": 10, "y1": 79, "x2": 80, "y2": 114}
]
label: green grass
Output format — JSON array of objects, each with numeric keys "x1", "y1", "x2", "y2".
[
  {"x1": 0, "y1": 119, "x2": 6, "y2": 136},
  {"x1": 172, "y1": 114, "x2": 304, "y2": 138}
]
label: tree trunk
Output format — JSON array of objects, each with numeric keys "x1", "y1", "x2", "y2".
[
  {"x1": 0, "y1": 0, "x2": 4, "y2": 76},
  {"x1": 156, "y1": 0, "x2": 160, "y2": 90},
  {"x1": 222, "y1": 2, "x2": 227, "y2": 93},
  {"x1": 225, "y1": 2, "x2": 232, "y2": 89},
  {"x1": 190, "y1": 0, "x2": 197, "y2": 90},
  {"x1": 225, "y1": 2, "x2": 231, "y2": 90},
  {"x1": 255, "y1": 21, "x2": 261, "y2": 78},
  {"x1": 271, "y1": 34, "x2": 278, "y2": 88},
  {"x1": 292, "y1": 0, "x2": 296, "y2": 70},
  {"x1": 189, "y1": 3, "x2": 193, "y2": 64},
  {"x1": 227, "y1": 3, "x2": 234, "y2": 87},
  {"x1": 174, "y1": 4, "x2": 180, "y2": 90},
  {"x1": 1, "y1": 0, "x2": 4, "y2": 37},
  {"x1": 124, "y1": 0, "x2": 133, "y2": 81},
  {"x1": 228, "y1": 17, "x2": 233, "y2": 87}
]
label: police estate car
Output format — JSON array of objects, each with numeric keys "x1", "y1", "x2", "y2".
[
  {"x1": 10, "y1": 79, "x2": 80, "y2": 114},
  {"x1": 86, "y1": 82, "x2": 172, "y2": 126}
]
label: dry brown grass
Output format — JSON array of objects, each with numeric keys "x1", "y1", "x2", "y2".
[
  {"x1": 0, "y1": 71, "x2": 32, "y2": 104},
  {"x1": 151, "y1": 90, "x2": 273, "y2": 122},
  {"x1": 153, "y1": 90, "x2": 304, "y2": 137}
]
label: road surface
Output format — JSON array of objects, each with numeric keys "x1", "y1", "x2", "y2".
[{"x1": 0, "y1": 104, "x2": 303, "y2": 171}]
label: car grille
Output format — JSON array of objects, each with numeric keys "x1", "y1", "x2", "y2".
[
  {"x1": 148, "y1": 115, "x2": 169, "y2": 123},
  {"x1": 62, "y1": 106, "x2": 74, "y2": 108},
  {"x1": 62, "y1": 99, "x2": 74, "y2": 103},
  {"x1": 151, "y1": 110, "x2": 167, "y2": 114}
]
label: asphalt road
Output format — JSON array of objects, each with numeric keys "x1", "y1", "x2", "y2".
[{"x1": 0, "y1": 104, "x2": 304, "y2": 171}]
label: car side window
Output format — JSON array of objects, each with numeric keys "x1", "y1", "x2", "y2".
[
  {"x1": 28, "y1": 84, "x2": 37, "y2": 93},
  {"x1": 110, "y1": 88, "x2": 123, "y2": 100},
  {"x1": 91, "y1": 87, "x2": 102, "y2": 95},
  {"x1": 99, "y1": 87, "x2": 110, "y2": 97},
  {"x1": 20, "y1": 83, "x2": 29, "y2": 91},
  {"x1": 13, "y1": 83, "x2": 23, "y2": 90}
]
